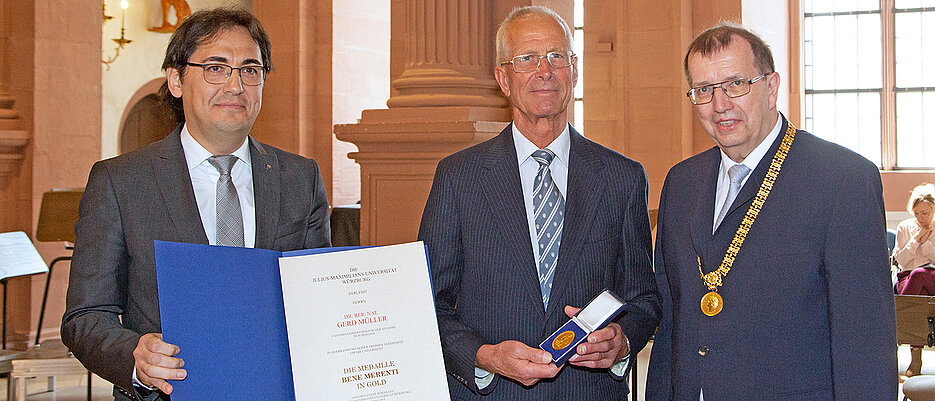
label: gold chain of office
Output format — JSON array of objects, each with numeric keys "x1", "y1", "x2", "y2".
[{"x1": 697, "y1": 121, "x2": 797, "y2": 317}]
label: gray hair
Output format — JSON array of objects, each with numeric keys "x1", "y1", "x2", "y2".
[
  {"x1": 495, "y1": 6, "x2": 574, "y2": 65},
  {"x1": 683, "y1": 21, "x2": 775, "y2": 86}
]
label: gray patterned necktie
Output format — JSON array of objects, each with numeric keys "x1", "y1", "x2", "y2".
[
  {"x1": 208, "y1": 155, "x2": 244, "y2": 247},
  {"x1": 714, "y1": 164, "x2": 751, "y2": 232},
  {"x1": 532, "y1": 149, "x2": 564, "y2": 309}
]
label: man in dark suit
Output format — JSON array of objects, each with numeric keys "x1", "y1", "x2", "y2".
[
  {"x1": 61, "y1": 8, "x2": 330, "y2": 401},
  {"x1": 646, "y1": 22, "x2": 896, "y2": 400},
  {"x1": 418, "y1": 6, "x2": 660, "y2": 399}
]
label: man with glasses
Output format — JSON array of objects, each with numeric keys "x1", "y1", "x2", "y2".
[
  {"x1": 62, "y1": 8, "x2": 330, "y2": 401},
  {"x1": 419, "y1": 6, "x2": 659, "y2": 399},
  {"x1": 646, "y1": 22, "x2": 895, "y2": 400}
]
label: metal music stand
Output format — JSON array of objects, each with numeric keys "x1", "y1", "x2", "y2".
[
  {"x1": 29, "y1": 188, "x2": 91, "y2": 401},
  {"x1": 34, "y1": 188, "x2": 83, "y2": 346}
]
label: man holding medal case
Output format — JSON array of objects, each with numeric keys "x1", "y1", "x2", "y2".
[
  {"x1": 419, "y1": 6, "x2": 660, "y2": 400},
  {"x1": 647, "y1": 23, "x2": 897, "y2": 400}
]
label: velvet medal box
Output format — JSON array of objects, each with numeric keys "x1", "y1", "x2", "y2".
[{"x1": 539, "y1": 289, "x2": 626, "y2": 365}]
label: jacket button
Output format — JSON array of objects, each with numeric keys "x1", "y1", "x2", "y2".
[{"x1": 698, "y1": 346, "x2": 709, "y2": 356}]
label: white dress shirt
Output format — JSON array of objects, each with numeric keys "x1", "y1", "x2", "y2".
[
  {"x1": 712, "y1": 115, "x2": 783, "y2": 234},
  {"x1": 181, "y1": 124, "x2": 256, "y2": 248}
]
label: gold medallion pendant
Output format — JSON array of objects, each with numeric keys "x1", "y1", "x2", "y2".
[{"x1": 700, "y1": 291, "x2": 723, "y2": 316}]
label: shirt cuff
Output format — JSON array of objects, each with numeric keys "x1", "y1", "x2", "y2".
[
  {"x1": 610, "y1": 337, "x2": 632, "y2": 377},
  {"x1": 474, "y1": 366, "x2": 495, "y2": 390},
  {"x1": 132, "y1": 367, "x2": 156, "y2": 391}
]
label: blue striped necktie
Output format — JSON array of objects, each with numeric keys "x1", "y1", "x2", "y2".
[{"x1": 531, "y1": 149, "x2": 564, "y2": 309}]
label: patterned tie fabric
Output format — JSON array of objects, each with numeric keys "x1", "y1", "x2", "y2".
[
  {"x1": 208, "y1": 155, "x2": 245, "y2": 247},
  {"x1": 532, "y1": 149, "x2": 565, "y2": 309},
  {"x1": 714, "y1": 164, "x2": 752, "y2": 231}
]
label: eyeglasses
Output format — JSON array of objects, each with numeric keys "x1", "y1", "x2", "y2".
[
  {"x1": 185, "y1": 62, "x2": 267, "y2": 86},
  {"x1": 500, "y1": 51, "x2": 575, "y2": 73},
  {"x1": 685, "y1": 73, "x2": 770, "y2": 105}
]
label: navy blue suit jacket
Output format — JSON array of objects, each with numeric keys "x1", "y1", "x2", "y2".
[
  {"x1": 646, "y1": 117, "x2": 897, "y2": 400},
  {"x1": 419, "y1": 124, "x2": 660, "y2": 400}
]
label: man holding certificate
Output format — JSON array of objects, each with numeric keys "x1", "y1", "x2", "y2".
[
  {"x1": 61, "y1": 8, "x2": 330, "y2": 401},
  {"x1": 419, "y1": 6, "x2": 660, "y2": 399}
]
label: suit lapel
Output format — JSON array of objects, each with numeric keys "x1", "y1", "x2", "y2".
[
  {"x1": 544, "y1": 128, "x2": 605, "y2": 319},
  {"x1": 480, "y1": 125, "x2": 544, "y2": 316},
  {"x1": 720, "y1": 117, "x2": 788, "y2": 225},
  {"x1": 250, "y1": 137, "x2": 281, "y2": 250},
  {"x1": 688, "y1": 148, "x2": 720, "y2": 250},
  {"x1": 152, "y1": 126, "x2": 210, "y2": 245}
]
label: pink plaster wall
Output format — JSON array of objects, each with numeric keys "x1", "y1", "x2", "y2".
[{"x1": 28, "y1": 0, "x2": 102, "y2": 344}]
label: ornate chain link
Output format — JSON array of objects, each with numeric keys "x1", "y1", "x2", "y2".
[{"x1": 698, "y1": 122, "x2": 797, "y2": 291}]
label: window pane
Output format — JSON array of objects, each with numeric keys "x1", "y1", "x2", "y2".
[
  {"x1": 857, "y1": 14, "x2": 883, "y2": 88},
  {"x1": 896, "y1": 92, "x2": 935, "y2": 168},
  {"x1": 806, "y1": 0, "x2": 879, "y2": 13},
  {"x1": 896, "y1": 0, "x2": 935, "y2": 8},
  {"x1": 574, "y1": 29, "x2": 583, "y2": 99},
  {"x1": 805, "y1": 14, "x2": 881, "y2": 90},
  {"x1": 807, "y1": 92, "x2": 883, "y2": 166},
  {"x1": 896, "y1": 12, "x2": 923, "y2": 87},
  {"x1": 574, "y1": 0, "x2": 583, "y2": 28}
]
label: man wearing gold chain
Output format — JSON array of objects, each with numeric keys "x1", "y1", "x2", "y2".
[{"x1": 646, "y1": 22, "x2": 896, "y2": 400}]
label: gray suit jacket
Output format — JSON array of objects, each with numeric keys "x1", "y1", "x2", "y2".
[
  {"x1": 646, "y1": 117, "x2": 897, "y2": 400},
  {"x1": 418, "y1": 124, "x2": 660, "y2": 400},
  {"x1": 61, "y1": 126, "x2": 331, "y2": 401}
]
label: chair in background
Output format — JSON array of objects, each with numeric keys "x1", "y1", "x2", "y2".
[
  {"x1": 896, "y1": 295, "x2": 935, "y2": 400},
  {"x1": 7, "y1": 188, "x2": 90, "y2": 401}
]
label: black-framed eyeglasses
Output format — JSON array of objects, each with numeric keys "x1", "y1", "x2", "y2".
[
  {"x1": 685, "y1": 73, "x2": 770, "y2": 105},
  {"x1": 185, "y1": 62, "x2": 267, "y2": 86},
  {"x1": 500, "y1": 50, "x2": 575, "y2": 73}
]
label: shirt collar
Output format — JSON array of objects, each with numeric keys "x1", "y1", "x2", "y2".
[
  {"x1": 719, "y1": 113, "x2": 783, "y2": 172},
  {"x1": 512, "y1": 122, "x2": 571, "y2": 167},
  {"x1": 180, "y1": 123, "x2": 251, "y2": 170}
]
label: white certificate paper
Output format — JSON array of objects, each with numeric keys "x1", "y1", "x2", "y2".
[
  {"x1": 279, "y1": 241, "x2": 450, "y2": 401},
  {"x1": 0, "y1": 231, "x2": 48, "y2": 280}
]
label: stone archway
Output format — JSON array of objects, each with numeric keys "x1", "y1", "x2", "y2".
[{"x1": 118, "y1": 79, "x2": 177, "y2": 154}]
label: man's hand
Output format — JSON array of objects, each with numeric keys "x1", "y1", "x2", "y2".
[
  {"x1": 133, "y1": 333, "x2": 186, "y2": 394},
  {"x1": 475, "y1": 340, "x2": 560, "y2": 386},
  {"x1": 564, "y1": 306, "x2": 629, "y2": 369}
]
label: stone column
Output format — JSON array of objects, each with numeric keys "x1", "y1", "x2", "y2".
[
  {"x1": 0, "y1": 0, "x2": 29, "y2": 180},
  {"x1": 387, "y1": 0, "x2": 506, "y2": 109},
  {"x1": 336, "y1": 0, "x2": 517, "y2": 246}
]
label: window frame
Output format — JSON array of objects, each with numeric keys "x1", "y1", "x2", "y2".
[{"x1": 794, "y1": 0, "x2": 935, "y2": 170}]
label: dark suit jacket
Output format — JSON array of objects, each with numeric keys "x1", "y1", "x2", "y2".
[
  {"x1": 418, "y1": 124, "x2": 660, "y2": 400},
  {"x1": 61, "y1": 126, "x2": 331, "y2": 401},
  {"x1": 646, "y1": 117, "x2": 897, "y2": 400}
]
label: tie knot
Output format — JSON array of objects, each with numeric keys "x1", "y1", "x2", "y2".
[
  {"x1": 209, "y1": 155, "x2": 238, "y2": 176},
  {"x1": 531, "y1": 149, "x2": 555, "y2": 167},
  {"x1": 727, "y1": 164, "x2": 751, "y2": 185}
]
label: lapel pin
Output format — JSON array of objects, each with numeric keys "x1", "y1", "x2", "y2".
[{"x1": 266, "y1": 163, "x2": 272, "y2": 170}]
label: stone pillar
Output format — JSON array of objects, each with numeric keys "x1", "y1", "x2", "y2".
[
  {"x1": 0, "y1": 0, "x2": 29, "y2": 180},
  {"x1": 336, "y1": 0, "x2": 519, "y2": 246}
]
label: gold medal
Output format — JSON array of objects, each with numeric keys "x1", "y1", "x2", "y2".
[
  {"x1": 552, "y1": 330, "x2": 576, "y2": 350},
  {"x1": 700, "y1": 291, "x2": 723, "y2": 316}
]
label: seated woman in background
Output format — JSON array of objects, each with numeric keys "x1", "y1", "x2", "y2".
[{"x1": 894, "y1": 183, "x2": 935, "y2": 377}]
